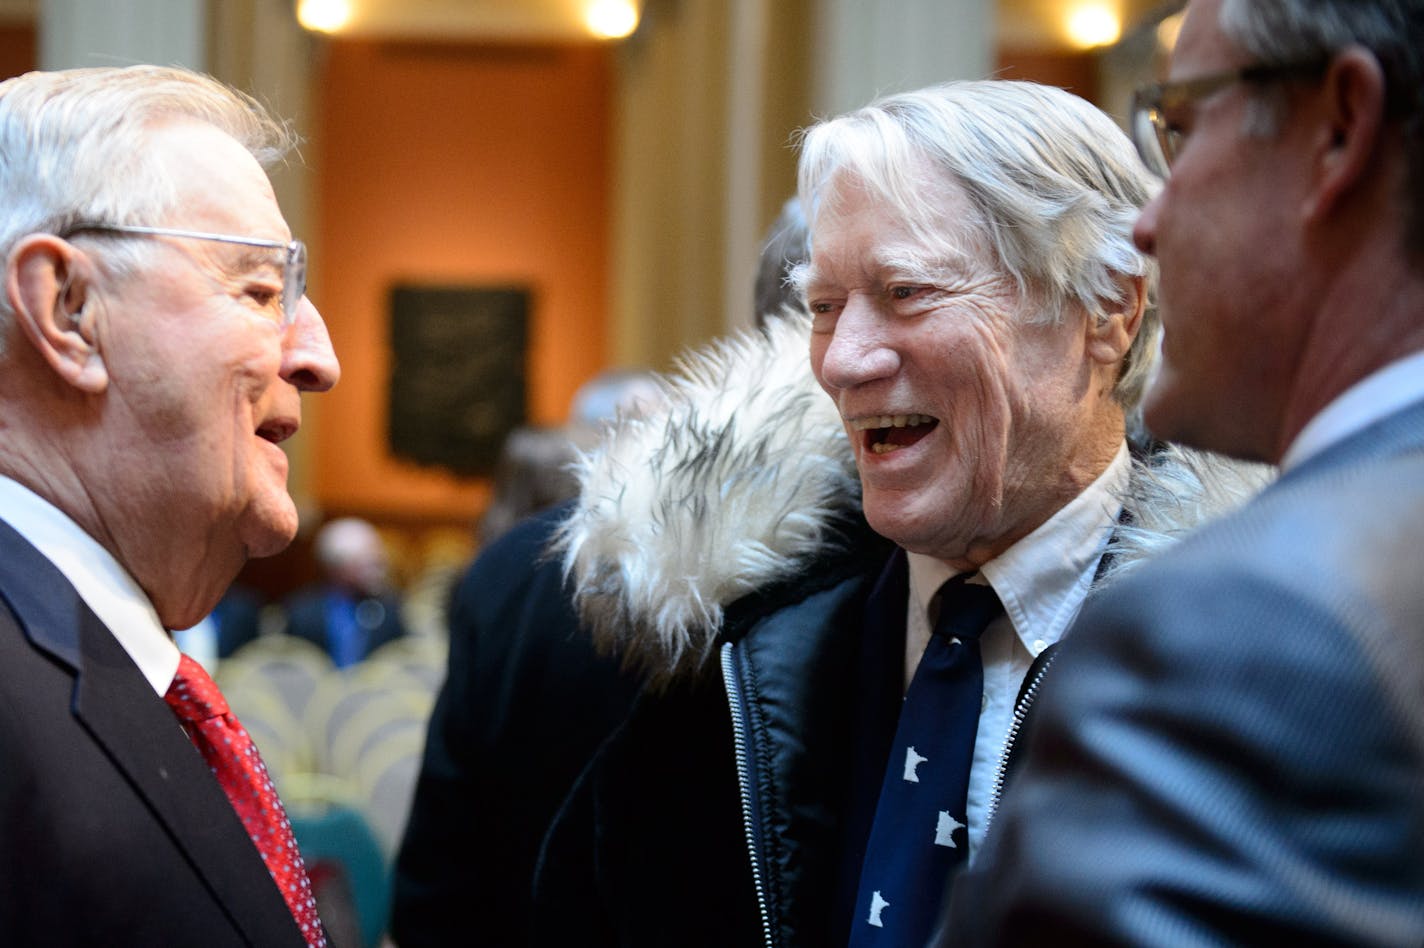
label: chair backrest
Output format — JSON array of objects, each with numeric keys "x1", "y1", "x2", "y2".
[
  {"x1": 326, "y1": 693, "x2": 431, "y2": 778},
  {"x1": 354, "y1": 731, "x2": 427, "y2": 858},
  {"x1": 284, "y1": 776, "x2": 389, "y2": 948},
  {"x1": 223, "y1": 684, "x2": 315, "y2": 781},
  {"x1": 218, "y1": 633, "x2": 336, "y2": 723},
  {"x1": 360, "y1": 636, "x2": 448, "y2": 693}
]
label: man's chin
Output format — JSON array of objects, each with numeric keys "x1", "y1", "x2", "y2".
[
  {"x1": 863, "y1": 491, "x2": 939, "y2": 553},
  {"x1": 1141, "y1": 374, "x2": 1194, "y2": 446},
  {"x1": 863, "y1": 486, "x2": 992, "y2": 565},
  {"x1": 240, "y1": 496, "x2": 300, "y2": 559}
]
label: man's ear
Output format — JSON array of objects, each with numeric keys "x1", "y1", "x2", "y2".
[
  {"x1": 1085, "y1": 272, "x2": 1146, "y2": 367},
  {"x1": 1304, "y1": 45, "x2": 1388, "y2": 222},
  {"x1": 6, "y1": 234, "x2": 109, "y2": 393}
]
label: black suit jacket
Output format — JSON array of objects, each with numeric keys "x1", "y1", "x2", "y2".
[
  {"x1": 391, "y1": 507, "x2": 642, "y2": 947},
  {"x1": 943, "y1": 400, "x2": 1424, "y2": 946},
  {"x1": 0, "y1": 518, "x2": 306, "y2": 946}
]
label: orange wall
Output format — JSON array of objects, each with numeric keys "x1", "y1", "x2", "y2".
[
  {"x1": 996, "y1": 47, "x2": 1101, "y2": 102},
  {"x1": 312, "y1": 39, "x2": 612, "y2": 523}
]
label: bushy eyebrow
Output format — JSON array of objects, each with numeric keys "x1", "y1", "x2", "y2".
[
  {"x1": 877, "y1": 241, "x2": 983, "y2": 283},
  {"x1": 797, "y1": 226, "x2": 985, "y2": 297},
  {"x1": 787, "y1": 261, "x2": 812, "y2": 297},
  {"x1": 800, "y1": 247, "x2": 975, "y2": 297}
]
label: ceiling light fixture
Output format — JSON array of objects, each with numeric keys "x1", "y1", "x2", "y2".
[
  {"x1": 297, "y1": 0, "x2": 353, "y2": 34},
  {"x1": 1065, "y1": 4, "x2": 1121, "y2": 49},
  {"x1": 585, "y1": 0, "x2": 639, "y2": 40}
]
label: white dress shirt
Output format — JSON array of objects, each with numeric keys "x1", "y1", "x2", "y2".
[
  {"x1": 0, "y1": 475, "x2": 178, "y2": 696},
  {"x1": 1280, "y1": 348, "x2": 1424, "y2": 471},
  {"x1": 903, "y1": 442, "x2": 1130, "y2": 861}
]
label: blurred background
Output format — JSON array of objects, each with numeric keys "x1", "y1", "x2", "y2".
[
  {"x1": 0, "y1": 0, "x2": 1182, "y2": 575},
  {"x1": 0, "y1": 2, "x2": 1183, "y2": 942}
]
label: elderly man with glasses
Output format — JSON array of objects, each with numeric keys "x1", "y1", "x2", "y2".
[
  {"x1": 941, "y1": 1, "x2": 1424, "y2": 944},
  {"x1": 0, "y1": 65, "x2": 339, "y2": 946}
]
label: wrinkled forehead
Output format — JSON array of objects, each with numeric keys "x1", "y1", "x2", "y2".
[{"x1": 807, "y1": 165, "x2": 991, "y2": 269}]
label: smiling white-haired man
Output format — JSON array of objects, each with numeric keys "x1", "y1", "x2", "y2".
[
  {"x1": 523, "y1": 79, "x2": 1263, "y2": 947},
  {"x1": 0, "y1": 65, "x2": 339, "y2": 945}
]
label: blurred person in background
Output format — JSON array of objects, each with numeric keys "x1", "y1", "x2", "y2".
[
  {"x1": 477, "y1": 368, "x2": 664, "y2": 550},
  {"x1": 566, "y1": 368, "x2": 666, "y2": 447},
  {"x1": 285, "y1": 516, "x2": 408, "y2": 669},
  {"x1": 476, "y1": 425, "x2": 582, "y2": 549},
  {"x1": 754, "y1": 195, "x2": 812, "y2": 327}
]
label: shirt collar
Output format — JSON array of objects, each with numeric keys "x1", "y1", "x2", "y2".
[
  {"x1": 1281, "y1": 349, "x2": 1424, "y2": 471},
  {"x1": 0, "y1": 475, "x2": 178, "y2": 695},
  {"x1": 907, "y1": 442, "x2": 1129, "y2": 654}
]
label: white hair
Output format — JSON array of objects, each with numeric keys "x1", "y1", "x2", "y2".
[
  {"x1": 0, "y1": 65, "x2": 295, "y2": 343},
  {"x1": 314, "y1": 517, "x2": 378, "y2": 568},
  {"x1": 794, "y1": 80, "x2": 1161, "y2": 408}
]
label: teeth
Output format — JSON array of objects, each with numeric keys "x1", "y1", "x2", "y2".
[
  {"x1": 871, "y1": 442, "x2": 899, "y2": 454},
  {"x1": 851, "y1": 413, "x2": 934, "y2": 431}
]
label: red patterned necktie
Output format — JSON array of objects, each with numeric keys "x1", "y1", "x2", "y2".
[{"x1": 164, "y1": 654, "x2": 325, "y2": 947}]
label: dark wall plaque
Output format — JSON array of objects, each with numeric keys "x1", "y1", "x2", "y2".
[{"x1": 388, "y1": 284, "x2": 529, "y2": 476}]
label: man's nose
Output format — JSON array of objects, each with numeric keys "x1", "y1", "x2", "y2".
[
  {"x1": 281, "y1": 295, "x2": 341, "y2": 392},
  {"x1": 815, "y1": 296, "x2": 900, "y2": 391}
]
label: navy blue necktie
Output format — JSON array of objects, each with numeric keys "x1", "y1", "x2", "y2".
[{"x1": 849, "y1": 573, "x2": 1004, "y2": 947}]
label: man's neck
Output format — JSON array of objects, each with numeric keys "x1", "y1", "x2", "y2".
[{"x1": 1272, "y1": 254, "x2": 1424, "y2": 463}]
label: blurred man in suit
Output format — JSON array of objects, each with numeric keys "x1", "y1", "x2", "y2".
[
  {"x1": 945, "y1": 1, "x2": 1424, "y2": 944},
  {"x1": 0, "y1": 65, "x2": 340, "y2": 945},
  {"x1": 285, "y1": 516, "x2": 407, "y2": 668}
]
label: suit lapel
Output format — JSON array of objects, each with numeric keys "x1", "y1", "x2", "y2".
[{"x1": 0, "y1": 520, "x2": 304, "y2": 948}]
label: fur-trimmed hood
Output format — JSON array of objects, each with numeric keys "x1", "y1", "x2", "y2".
[{"x1": 554, "y1": 314, "x2": 1271, "y2": 685}]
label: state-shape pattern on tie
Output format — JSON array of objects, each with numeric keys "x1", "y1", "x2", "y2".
[
  {"x1": 165, "y1": 654, "x2": 326, "y2": 948},
  {"x1": 849, "y1": 573, "x2": 1003, "y2": 947}
]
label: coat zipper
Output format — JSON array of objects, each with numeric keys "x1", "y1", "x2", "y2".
[
  {"x1": 984, "y1": 649, "x2": 1058, "y2": 830},
  {"x1": 720, "y1": 641, "x2": 777, "y2": 948}
]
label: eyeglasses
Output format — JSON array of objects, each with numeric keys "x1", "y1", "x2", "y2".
[
  {"x1": 61, "y1": 223, "x2": 307, "y2": 326},
  {"x1": 1131, "y1": 61, "x2": 1326, "y2": 178}
]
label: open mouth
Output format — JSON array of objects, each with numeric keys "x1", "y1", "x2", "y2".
[
  {"x1": 256, "y1": 419, "x2": 297, "y2": 445},
  {"x1": 850, "y1": 413, "x2": 939, "y2": 455}
]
